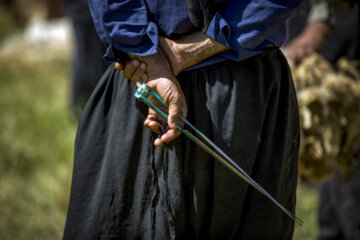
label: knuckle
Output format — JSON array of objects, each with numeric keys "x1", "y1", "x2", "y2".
[
  {"x1": 140, "y1": 63, "x2": 146, "y2": 71},
  {"x1": 125, "y1": 63, "x2": 136, "y2": 72},
  {"x1": 130, "y1": 59, "x2": 139, "y2": 67}
]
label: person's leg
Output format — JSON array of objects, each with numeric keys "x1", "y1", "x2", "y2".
[
  {"x1": 335, "y1": 165, "x2": 360, "y2": 240},
  {"x1": 64, "y1": 48, "x2": 300, "y2": 240},
  {"x1": 64, "y1": 66, "x2": 169, "y2": 239},
  {"x1": 175, "y1": 48, "x2": 300, "y2": 239},
  {"x1": 317, "y1": 179, "x2": 344, "y2": 240},
  {"x1": 232, "y1": 49, "x2": 300, "y2": 239},
  {"x1": 317, "y1": 148, "x2": 360, "y2": 240}
]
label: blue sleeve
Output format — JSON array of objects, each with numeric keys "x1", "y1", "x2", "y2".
[
  {"x1": 206, "y1": 0, "x2": 303, "y2": 60},
  {"x1": 88, "y1": 0, "x2": 159, "y2": 61}
]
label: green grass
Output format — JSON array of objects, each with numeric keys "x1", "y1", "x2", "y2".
[
  {"x1": 294, "y1": 182, "x2": 319, "y2": 240},
  {"x1": 0, "y1": 55, "x2": 319, "y2": 239},
  {"x1": 0, "y1": 59, "x2": 76, "y2": 240}
]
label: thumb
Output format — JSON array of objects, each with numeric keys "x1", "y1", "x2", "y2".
[
  {"x1": 168, "y1": 103, "x2": 180, "y2": 130},
  {"x1": 147, "y1": 79, "x2": 181, "y2": 129}
]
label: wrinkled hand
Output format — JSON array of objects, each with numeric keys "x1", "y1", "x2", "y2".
[
  {"x1": 114, "y1": 59, "x2": 147, "y2": 84},
  {"x1": 115, "y1": 49, "x2": 188, "y2": 146},
  {"x1": 285, "y1": 22, "x2": 332, "y2": 64},
  {"x1": 145, "y1": 76, "x2": 187, "y2": 146}
]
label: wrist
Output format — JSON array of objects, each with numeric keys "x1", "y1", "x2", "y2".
[
  {"x1": 305, "y1": 22, "x2": 332, "y2": 48},
  {"x1": 129, "y1": 49, "x2": 174, "y2": 80},
  {"x1": 159, "y1": 37, "x2": 185, "y2": 76}
]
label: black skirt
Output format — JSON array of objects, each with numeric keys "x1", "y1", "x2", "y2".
[{"x1": 63, "y1": 49, "x2": 300, "y2": 240}]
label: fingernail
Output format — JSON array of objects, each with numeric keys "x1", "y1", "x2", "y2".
[
  {"x1": 140, "y1": 63, "x2": 146, "y2": 70},
  {"x1": 133, "y1": 60, "x2": 139, "y2": 66}
]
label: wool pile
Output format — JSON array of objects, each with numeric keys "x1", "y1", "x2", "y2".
[{"x1": 290, "y1": 54, "x2": 360, "y2": 183}]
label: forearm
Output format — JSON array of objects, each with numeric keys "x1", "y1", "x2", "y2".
[
  {"x1": 125, "y1": 32, "x2": 228, "y2": 80},
  {"x1": 159, "y1": 32, "x2": 229, "y2": 76}
]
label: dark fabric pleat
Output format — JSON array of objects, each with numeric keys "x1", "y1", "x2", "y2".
[{"x1": 63, "y1": 48, "x2": 300, "y2": 240}]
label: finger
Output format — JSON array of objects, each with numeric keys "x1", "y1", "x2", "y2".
[
  {"x1": 139, "y1": 72, "x2": 148, "y2": 84},
  {"x1": 114, "y1": 62, "x2": 124, "y2": 71},
  {"x1": 297, "y1": 46, "x2": 309, "y2": 62},
  {"x1": 285, "y1": 47, "x2": 296, "y2": 61},
  {"x1": 129, "y1": 63, "x2": 147, "y2": 85},
  {"x1": 168, "y1": 110, "x2": 179, "y2": 130},
  {"x1": 144, "y1": 110, "x2": 165, "y2": 133},
  {"x1": 144, "y1": 118, "x2": 161, "y2": 134},
  {"x1": 168, "y1": 98, "x2": 181, "y2": 130},
  {"x1": 180, "y1": 99, "x2": 188, "y2": 118},
  {"x1": 123, "y1": 59, "x2": 140, "y2": 79},
  {"x1": 160, "y1": 128, "x2": 181, "y2": 144},
  {"x1": 292, "y1": 47, "x2": 303, "y2": 64},
  {"x1": 148, "y1": 108, "x2": 167, "y2": 124},
  {"x1": 304, "y1": 45, "x2": 315, "y2": 57},
  {"x1": 154, "y1": 137, "x2": 164, "y2": 147}
]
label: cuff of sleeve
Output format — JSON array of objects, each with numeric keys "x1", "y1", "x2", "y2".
[
  {"x1": 307, "y1": 2, "x2": 331, "y2": 25},
  {"x1": 307, "y1": 1, "x2": 351, "y2": 28},
  {"x1": 205, "y1": 12, "x2": 232, "y2": 49},
  {"x1": 206, "y1": 12, "x2": 262, "y2": 61},
  {"x1": 104, "y1": 21, "x2": 159, "y2": 61}
]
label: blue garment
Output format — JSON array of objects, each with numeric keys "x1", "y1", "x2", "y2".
[{"x1": 88, "y1": 0, "x2": 302, "y2": 66}]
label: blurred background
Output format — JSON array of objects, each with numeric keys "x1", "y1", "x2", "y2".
[{"x1": 0, "y1": 0, "x2": 358, "y2": 239}]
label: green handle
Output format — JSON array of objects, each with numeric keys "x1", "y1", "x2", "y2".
[{"x1": 134, "y1": 91, "x2": 184, "y2": 132}]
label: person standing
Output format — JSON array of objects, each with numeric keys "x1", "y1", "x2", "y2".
[
  {"x1": 285, "y1": 0, "x2": 358, "y2": 63},
  {"x1": 286, "y1": 1, "x2": 360, "y2": 239},
  {"x1": 63, "y1": 1, "x2": 302, "y2": 239}
]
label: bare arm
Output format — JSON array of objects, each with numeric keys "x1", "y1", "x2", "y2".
[
  {"x1": 114, "y1": 32, "x2": 227, "y2": 145},
  {"x1": 159, "y1": 32, "x2": 229, "y2": 76},
  {"x1": 116, "y1": 32, "x2": 228, "y2": 78},
  {"x1": 284, "y1": 0, "x2": 351, "y2": 64},
  {"x1": 285, "y1": 22, "x2": 332, "y2": 64}
]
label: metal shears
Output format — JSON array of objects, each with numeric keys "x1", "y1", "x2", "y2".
[{"x1": 134, "y1": 82, "x2": 303, "y2": 226}]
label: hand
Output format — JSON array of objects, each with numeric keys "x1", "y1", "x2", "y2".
[
  {"x1": 285, "y1": 22, "x2": 332, "y2": 64},
  {"x1": 145, "y1": 77, "x2": 187, "y2": 146},
  {"x1": 114, "y1": 59, "x2": 147, "y2": 84},
  {"x1": 129, "y1": 49, "x2": 188, "y2": 146}
]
